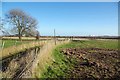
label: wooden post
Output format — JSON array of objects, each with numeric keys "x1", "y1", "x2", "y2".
[
  {"x1": 2, "y1": 41, "x2": 4, "y2": 49},
  {"x1": 54, "y1": 29, "x2": 56, "y2": 45}
]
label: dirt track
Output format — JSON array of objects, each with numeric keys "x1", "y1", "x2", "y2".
[{"x1": 61, "y1": 48, "x2": 120, "y2": 78}]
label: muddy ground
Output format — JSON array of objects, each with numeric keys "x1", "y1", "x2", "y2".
[{"x1": 61, "y1": 48, "x2": 120, "y2": 78}]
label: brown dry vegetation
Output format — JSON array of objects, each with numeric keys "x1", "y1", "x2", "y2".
[
  {"x1": 33, "y1": 40, "x2": 70, "y2": 78},
  {"x1": 0, "y1": 41, "x2": 47, "y2": 59},
  {"x1": 0, "y1": 40, "x2": 70, "y2": 78},
  {"x1": 1, "y1": 47, "x2": 40, "y2": 78},
  {"x1": 2, "y1": 37, "x2": 36, "y2": 40},
  {"x1": 2, "y1": 37, "x2": 52, "y2": 40}
]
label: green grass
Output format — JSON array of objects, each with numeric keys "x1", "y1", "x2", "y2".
[
  {"x1": 60, "y1": 40, "x2": 118, "y2": 49},
  {"x1": 41, "y1": 40, "x2": 119, "y2": 78},
  {"x1": 1, "y1": 40, "x2": 27, "y2": 48},
  {"x1": 41, "y1": 45, "x2": 76, "y2": 78},
  {"x1": 1, "y1": 39, "x2": 41, "y2": 48}
]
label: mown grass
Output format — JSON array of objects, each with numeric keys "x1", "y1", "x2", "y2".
[{"x1": 41, "y1": 40, "x2": 119, "y2": 78}]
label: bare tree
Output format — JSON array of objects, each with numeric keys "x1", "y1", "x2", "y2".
[
  {"x1": 35, "y1": 30, "x2": 40, "y2": 40},
  {"x1": 6, "y1": 9, "x2": 38, "y2": 40},
  {"x1": 25, "y1": 28, "x2": 40, "y2": 40},
  {"x1": 0, "y1": 17, "x2": 4, "y2": 32},
  {"x1": 0, "y1": 17, "x2": 3, "y2": 39},
  {"x1": 0, "y1": 17, "x2": 9, "y2": 36}
]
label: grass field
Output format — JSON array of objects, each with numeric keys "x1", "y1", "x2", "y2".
[
  {"x1": 1, "y1": 39, "x2": 119, "y2": 78},
  {"x1": 1, "y1": 40, "x2": 27, "y2": 48},
  {"x1": 60, "y1": 40, "x2": 118, "y2": 49},
  {"x1": 1, "y1": 36, "x2": 53, "y2": 48},
  {"x1": 41, "y1": 40, "x2": 119, "y2": 78},
  {"x1": 1, "y1": 39, "x2": 42, "y2": 48},
  {"x1": 0, "y1": 39, "x2": 47, "y2": 59}
]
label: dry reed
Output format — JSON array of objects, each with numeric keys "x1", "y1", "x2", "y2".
[{"x1": 0, "y1": 41, "x2": 47, "y2": 59}]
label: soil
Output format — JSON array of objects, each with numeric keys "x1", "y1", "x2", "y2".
[{"x1": 61, "y1": 48, "x2": 120, "y2": 78}]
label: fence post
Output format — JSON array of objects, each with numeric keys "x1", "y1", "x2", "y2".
[
  {"x1": 54, "y1": 29, "x2": 56, "y2": 45},
  {"x1": 2, "y1": 41, "x2": 5, "y2": 49},
  {"x1": 14, "y1": 40, "x2": 17, "y2": 46}
]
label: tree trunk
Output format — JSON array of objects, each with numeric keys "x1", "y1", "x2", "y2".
[
  {"x1": 18, "y1": 30, "x2": 22, "y2": 40},
  {"x1": 19, "y1": 35, "x2": 21, "y2": 40}
]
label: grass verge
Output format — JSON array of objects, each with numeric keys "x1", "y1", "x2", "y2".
[
  {"x1": 40, "y1": 40, "x2": 119, "y2": 78},
  {"x1": 41, "y1": 45, "x2": 77, "y2": 78},
  {"x1": 33, "y1": 40, "x2": 69, "y2": 78}
]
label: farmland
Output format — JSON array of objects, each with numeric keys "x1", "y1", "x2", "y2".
[
  {"x1": 0, "y1": 37, "x2": 51, "y2": 60},
  {"x1": 0, "y1": 37, "x2": 119, "y2": 79},
  {"x1": 1, "y1": 2, "x2": 119, "y2": 79},
  {"x1": 0, "y1": 37, "x2": 69, "y2": 78},
  {"x1": 1, "y1": 40, "x2": 29, "y2": 48},
  {"x1": 40, "y1": 40, "x2": 120, "y2": 78}
]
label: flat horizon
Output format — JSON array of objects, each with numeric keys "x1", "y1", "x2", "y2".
[{"x1": 1, "y1": 2, "x2": 118, "y2": 36}]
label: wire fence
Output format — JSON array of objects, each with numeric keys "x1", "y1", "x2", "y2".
[{"x1": 0, "y1": 39, "x2": 70, "y2": 78}]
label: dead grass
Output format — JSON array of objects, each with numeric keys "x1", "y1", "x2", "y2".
[
  {"x1": 2, "y1": 37, "x2": 36, "y2": 40},
  {"x1": 1, "y1": 46, "x2": 41, "y2": 78},
  {"x1": 0, "y1": 41, "x2": 47, "y2": 59},
  {"x1": 32, "y1": 40, "x2": 70, "y2": 78},
  {"x1": 0, "y1": 39, "x2": 69, "y2": 78},
  {"x1": 2, "y1": 37, "x2": 52, "y2": 40}
]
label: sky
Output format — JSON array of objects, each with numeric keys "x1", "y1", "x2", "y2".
[
  {"x1": 2, "y1": 0, "x2": 120, "y2": 2},
  {"x1": 2, "y1": 2, "x2": 118, "y2": 36}
]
